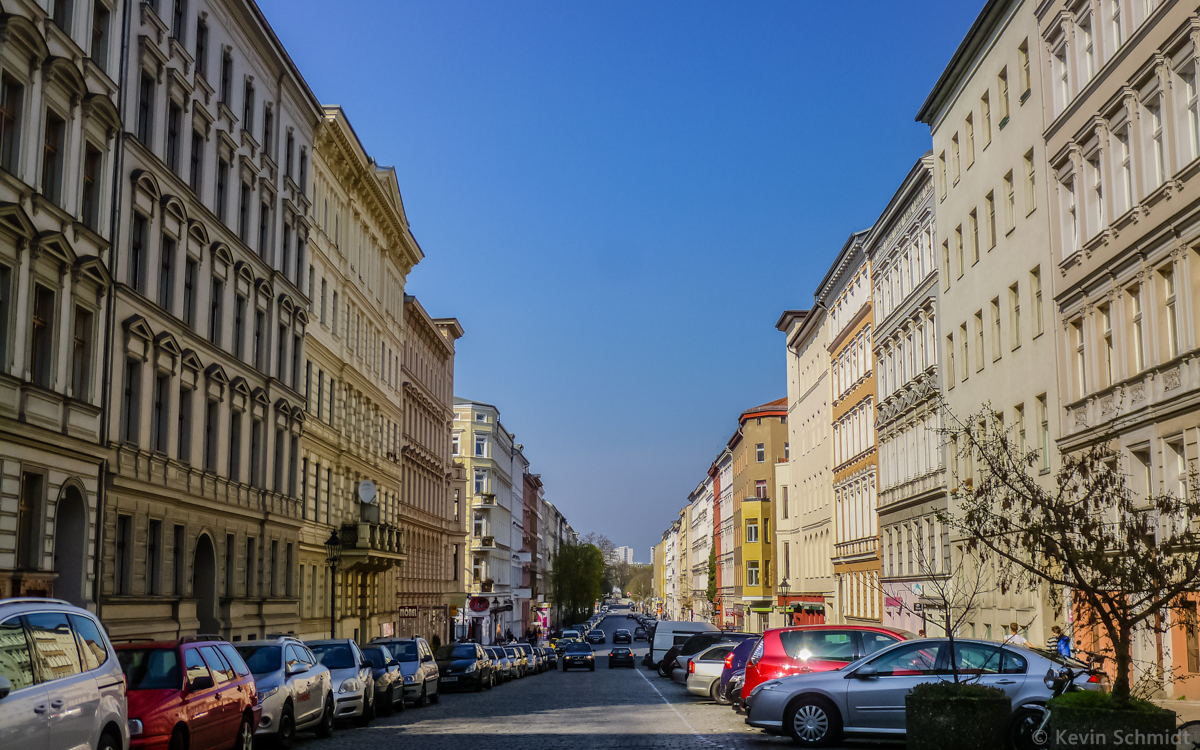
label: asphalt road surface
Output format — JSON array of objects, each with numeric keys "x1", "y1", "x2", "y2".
[{"x1": 294, "y1": 604, "x2": 894, "y2": 750}]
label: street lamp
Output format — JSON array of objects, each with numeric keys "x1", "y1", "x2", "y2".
[
  {"x1": 325, "y1": 531, "x2": 342, "y2": 639},
  {"x1": 778, "y1": 579, "x2": 791, "y2": 625}
]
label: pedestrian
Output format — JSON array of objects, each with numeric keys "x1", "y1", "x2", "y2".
[
  {"x1": 918, "y1": 629, "x2": 926, "y2": 638},
  {"x1": 1049, "y1": 626, "x2": 1071, "y2": 658},
  {"x1": 1002, "y1": 622, "x2": 1030, "y2": 647},
  {"x1": 431, "y1": 634, "x2": 441, "y2": 649}
]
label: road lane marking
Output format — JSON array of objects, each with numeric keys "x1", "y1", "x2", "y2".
[{"x1": 635, "y1": 666, "x2": 724, "y2": 748}]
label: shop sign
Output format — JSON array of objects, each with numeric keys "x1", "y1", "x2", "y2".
[
  {"x1": 398, "y1": 606, "x2": 419, "y2": 619},
  {"x1": 468, "y1": 596, "x2": 490, "y2": 613}
]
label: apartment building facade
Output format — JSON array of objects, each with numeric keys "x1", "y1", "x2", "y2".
[
  {"x1": 0, "y1": 0, "x2": 123, "y2": 607},
  {"x1": 1036, "y1": 0, "x2": 1200, "y2": 696},
  {"x1": 917, "y1": 0, "x2": 1056, "y2": 643},
  {"x1": 865, "y1": 155, "x2": 947, "y2": 634},
  {"x1": 820, "y1": 231, "x2": 881, "y2": 625},
  {"x1": 687, "y1": 476, "x2": 713, "y2": 621},
  {"x1": 775, "y1": 308, "x2": 835, "y2": 626},
  {"x1": 102, "y1": 0, "x2": 322, "y2": 639},
  {"x1": 712, "y1": 447, "x2": 734, "y2": 624}
]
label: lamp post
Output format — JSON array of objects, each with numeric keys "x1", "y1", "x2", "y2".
[
  {"x1": 778, "y1": 579, "x2": 791, "y2": 625},
  {"x1": 325, "y1": 531, "x2": 342, "y2": 639}
]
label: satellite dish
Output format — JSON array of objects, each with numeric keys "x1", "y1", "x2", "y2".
[{"x1": 358, "y1": 479, "x2": 377, "y2": 505}]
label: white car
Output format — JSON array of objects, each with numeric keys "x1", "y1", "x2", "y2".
[{"x1": 237, "y1": 637, "x2": 334, "y2": 746}]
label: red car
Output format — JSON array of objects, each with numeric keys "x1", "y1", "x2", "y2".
[
  {"x1": 116, "y1": 636, "x2": 260, "y2": 750},
  {"x1": 742, "y1": 625, "x2": 912, "y2": 698}
]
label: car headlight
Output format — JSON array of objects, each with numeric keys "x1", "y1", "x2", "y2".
[
  {"x1": 586, "y1": 655, "x2": 594, "y2": 660},
  {"x1": 404, "y1": 674, "x2": 414, "y2": 682},
  {"x1": 128, "y1": 719, "x2": 144, "y2": 737},
  {"x1": 339, "y1": 679, "x2": 362, "y2": 693},
  {"x1": 465, "y1": 662, "x2": 477, "y2": 673},
  {"x1": 258, "y1": 687, "x2": 280, "y2": 702}
]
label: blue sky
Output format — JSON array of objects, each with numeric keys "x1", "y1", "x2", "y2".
[{"x1": 258, "y1": 0, "x2": 983, "y2": 562}]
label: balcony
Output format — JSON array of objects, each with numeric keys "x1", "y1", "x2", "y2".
[
  {"x1": 340, "y1": 522, "x2": 406, "y2": 573},
  {"x1": 833, "y1": 536, "x2": 879, "y2": 562},
  {"x1": 475, "y1": 493, "x2": 497, "y2": 507},
  {"x1": 473, "y1": 535, "x2": 496, "y2": 550}
]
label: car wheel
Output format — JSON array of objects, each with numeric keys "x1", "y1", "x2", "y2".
[
  {"x1": 380, "y1": 689, "x2": 394, "y2": 716},
  {"x1": 657, "y1": 661, "x2": 670, "y2": 678},
  {"x1": 168, "y1": 727, "x2": 188, "y2": 750},
  {"x1": 97, "y1": 733, "x2": 120, "y2": 750},
  {"x1": 275, "y1": 702, "x2": 295, "y2": 749},
  {"x1": 786, "y1": 697, "x2": 842, "y2": 748},
  {"x1": 429, "y1": 682, "x2": 440, "y2": 704},
  {"x1": 314, "y1": 696, "x2": 335, "y2": 739},
  {"x1": 1011, "y1": 706, "x2": 1048, "y2": 750},
  {"x1": 416, "y1": 683, "x2": 428, "y2": 707},
  {"x1": 356, "y1": 692, "x2": 374, "y2": 727},
  {"x1": 234, "y1": 712, "x2": 254, "y2": 750},
  {"x1": 394, "y1": 685, "x2": 406, "y2": 712}
]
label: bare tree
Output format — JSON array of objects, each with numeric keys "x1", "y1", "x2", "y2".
[{"x1": 942, "y1": 404, "x2": 1200, "y2": 706}]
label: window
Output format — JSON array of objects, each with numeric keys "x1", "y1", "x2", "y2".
[
  {"x1": 452, "y1": 434, "x2": 460, "y2": 455},
  {"x1": 1037, "y1": 394, "x2": 1050, "y2": 472},
  {"x1": 258, "y1": 201, "x2": 270, "y2": 259},
  {"x1": 946, "y1": 333, "x2": 955, "y2": 388},
  {"x1": 194, "y1": 17, "x2": 208, "y2": 78},
  {"x1": 253, "y1": 309, "x2": 264, "y2": 370},
  {"x1": 746, "y1": 561, "x2": 760, "y2": 586},
  {"x1": 42, "y1": 109, "x2": 65, "y2": 204},
  {"x1": 1072, "y1": 319, "x2": 1086, "y2": 397},
  {"x1": 746, "y1": 521, "x2": 759, "y2": 543},
  {"x1": 475, "y1": 434, "x2": 487, "y2": 457},
  {"x1": 172, "y1": 525, "x2": 186, "y2": 593},
  {"x1": 974, "y1": 311, "x2": 984, "y2": 371},
  {"x1": 285, "y1": 131, "x2": 294, "y2": 178},
  {"x1": 137, "y1": 73, "x2": 154, "y2": 144},
  {"x1": 951, "y1": 133, "x2": 960, "y2": 181},
  {"x1": 181, "y1": 258, "x2": 197, "y2": 329},
  {"x1": 1163, "y1": 266, "x2": 1179, "y2": 358},
  {"x1": 1003, "y1": 170, "x2": 1015, "y2": 229},
  {"x1": 209, "y1": 277, "x2": 223, "y2": 345},
  {"x1": 299, "y1": 151, "x2": 307, "y2": 195},
  {"x1": 30, "y1": 285, "x2": 55, "y2": 389},
  {"x1": 262, "y1": 106, "x2": 273, "y2": 153},
  {"x1": 937, "y1": 152, "x2": 946, "y2": 197},
  {"x1": 985, "y1": 192, "x2": 996, "y2": 249},
  {"x1": 969, "y1": 209, "x2": 979, "y2": 264},
  {"x1": 276, "y1": 323, "x2": 286, "y2": 380},
  {"x1": 1129, "y1": 284, "x2": 1145, "y2": 371},
  {"x1": 166, "y1": 102, "x2": 181, "y2": 173},
  {"x1": 474, "y1": 468, "x2": 486, "y2": 494},
  {"x1": 991, "y1": 299, "x2": 1001, "y2": 361},
  {"x1": 960, "y1": 323, "x2": 969, "y2": 381},
  {"x1": 332, "y1": 292, "x2": 339, "y2": 333},
  {"x1": 130, "y1": 213, "x2": 150, "y2": 293},
  {"x1": 81, "y1": 144, "x2": 101, "y2": 230},
  {"x1": 115, "y1": 514, "x2": 132, "y2": 594},
  {"x1": 756, "y1": 479, "x2": 768, "y2": 498},
  {"x1": 1100, "y1": 305, "x2": 1114, "y2": 388},
  {"x1": 147, "y1": 518, "x2": 161, "y2": 594},
  {"x1": 71, "y1": 306, "x2": 93, "y2": 399},
  {"x1": 1111, "y1": 0, "x2": 1124, "y2": 48},
  {"x1": 1088, "y1": 156, "x2": 1104, "y2": 235},
  {"x1": 954, "y1": 224, "x2": 963, "y2": 277},
  {"x1": 228, "y1": 411, "x2": 241, "y2": 481},
  {"x1": 1114, "y1": 127, "x2": 1132, "y2": 214},
  {"x1": 1024, "y1": 150, "x2": 1036, "y2": 213},
  {"x1": 1148, "y1": 100, "x2": 1165, "y2": 188},
  {"x1": 91, "y1": 1, "x2": 111, "y2": 72},
  {"x1": 187, "y1": 129, "x2": 203, "y2": 194},
  {"x1": 1031, "y1": 266, "x2": 1043, "y2": 336},
  {"x1": 981, "y1": 92, "x2": 991, "y2": 146},
  {"x1": 1009, "y1": 283, "x2": 1021, "y2": 349},
  {"x1": 273, "y1": 427, "x2": 285, "y2": 492},
  {"x1": 246, "y1": 537, "x2": 256, "y2": 597},
  {"x1": 152, "y1": 371, "x2": 169, "y2": 453},
  {"x1": 216, "y1": 156, "x2": 229, "y2": 221},
  {"x1": 1064, "y1": 176, "x2": 1077, "y2": 251},
  {"x1": 755, "y1": 443, "x2": 765, "y2": 463},
  {"x1": 219, "y1": 51, "x2": 232, "y2": 104},
  {"x1": 965, "y1": 114, "x2": 974, "y2": 166},
  {"x1": 159, "y1": 234, "x2": 176, "y2": 310},
  {"x1": 238, "y1": 182, "x2": 250, "y2": 242},
  {"x1": 242, "y1": 79, "x2": 254, "y2": 134},
  {"x1": 204, "y1": 400, "x2": 219, "y2": 471},
  {"x1": 177, "y1": 387, "x2": 191, "y2": 462},
  {"x1": 1055, "y1": 47, "x2": 1069, "y2": 112},
  {"x1": 998, "y1": 67, "x2": 1010, "y2": 123},
  {"x1": 281, "y1": 225, "x2": 292, "y2": 280},
  {"x1": 170, "y1": 0, "x2": 186, "y2": 42},
  {"x1": 53, "y1": 0, "x2": 73, "y2": 32},
  {"x1": 0, "y1": 74, "x2": 24, "y2": 173}
]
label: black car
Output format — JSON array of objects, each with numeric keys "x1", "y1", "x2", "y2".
[
  {"x1": 633, "y1": 626, "x2": 647, "y2": 641},
  {"x1": 361, "y1": 644, "x2": 405, "y2": 715},
  {"x1": 561, "y1": 642, "x2": 595, "y2": 671},
  {"x1": 608, "y1": 647, "x2": 635, "y2": 669},
  {"x1": 586, "y1": 630, "x2": 606, "y2": 645},
  {"x1": 539, "y1": 647, "x2": 557, "y2": 670},
  {"x1": 612, "y1": 629, "x2": 632, "y2": 644},
  {"x1": 434, "y1": 642, "x2": 493, "y2": 691},
  {"x1": 659, "y1": 631, "x2": 757, "y2": 678}
]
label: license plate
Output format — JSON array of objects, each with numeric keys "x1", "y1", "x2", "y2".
[{"x1": 442, "y1": 676, "x2": 458, "y2": 681}]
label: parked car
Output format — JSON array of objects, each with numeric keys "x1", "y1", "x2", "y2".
[
  {"x1": 435, "y1": 643, "x2": 492, "y2": 692},
  {"x1": 612, "y1": 629, "x2": 633, "y2": 645},
  {"x1": 718, "y1": 637, "x2": 760, "y2": 706},
  {"x1": 633, "y1": 626, "x2": 648, "y2": 641},
  {"x1": 743, "y1": 625, "x2": 911, "y2": 698},
  {"x1": 513, "y1": 643, "x2": 541, "y2": 673},
  {"x1": 236, "y1": 636, "x2": 334, "y2": 747},
  {"x1": 485, "y1": 647, "x2": 512, "y2": 682},
  {"x1": 503, "y1": 646, "x2": 527, "y2": 677},
  {"x1": 745, "y1": 638, "x2": 1098, "y2": 747},
  {"x1": 369, "y1": 637, "x2": 440, "y2": 706},
  {"x1": 725, "y1": 669, "x2": 746, "y2": 706},
  {"x1": 306, "y1": 639, "x2": 374, "y2": 726},
  {"x1": 669, "y1": 632, "x2": 758, "y2": 682},
  {"x1": 360, "y1": 644, "x2": 404, "y2": 715},
  {"x1": 538, "y1": 646, "x2": 557, "y2": 670},
  {"x1": 608, "y1": 647, "x2": 636, "y2": 669},
  {"x1": 560, "y1": 629, "x2": 582, "y2": 642},
  {"x1": 0, "y1": 598, "x2": 129, "y2": 750},
  {"x1": 560, "y1": 642, "x2": 596, "y2": 671},
  {"x1": 649, "y1": 621, "x2": 718, "y2": 670},
  {"x1": 117, "y1": 635, "x2": 258, "y2": 750},
  {"x1": 685, "y1": 643, "x2": 739, "y2": 701}
]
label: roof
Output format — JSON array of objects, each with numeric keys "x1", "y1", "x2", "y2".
[
  {"x1": 815, "y1": 230, "x2": 870, "y2": 305},
  {"x1": 915, "y1": 0, "x2": 1012, "y2": 125},
  {"x1": 774, "y1": 310, "x2": 808, "y2": 333},
  {"x1": 740, "y1": 397, "x2": 788, "y2": 418}
]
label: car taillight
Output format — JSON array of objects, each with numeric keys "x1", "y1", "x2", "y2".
[
  {"x1": 1088, "y1": 674, "x2": 1101, "y2": 683},
  {"x1": 688, "y1": 661, "x2": 695, "y2": 674},
  {"x1": 725, "y1": 653, "x2": 734, "y2": 669},
  {"x1": 748, "y1": 640, "x2": 764, "y2": 667}
]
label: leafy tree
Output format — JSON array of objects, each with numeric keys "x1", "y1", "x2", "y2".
[
  {"x1": 706, "y1": 548, "x2": 717, "y2": 605},
  {"x1": 550, "y1": 540, "x2": 605, "y2": 624},
  {"x1": 945, "y1": 405, "x2": 1200, "y2": 707}
]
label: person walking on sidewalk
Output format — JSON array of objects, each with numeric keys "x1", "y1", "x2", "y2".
[{"x1": 1002, "y1": 622, "x2": 1030, "y2": 647}]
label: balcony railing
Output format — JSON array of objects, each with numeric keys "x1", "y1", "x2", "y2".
[{"x1": 472, "y1": 535, "x2": 496, "y2": 549}]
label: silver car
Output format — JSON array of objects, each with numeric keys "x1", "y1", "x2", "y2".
[
  {"x1": 685, "y1": 643, "x2": 738, "y2": 699},
  {"x1": 0, "y1": 598, "x2": 129, "y2": 750},
  {"x1": 306, "y1": 639, "x2": 375, "y2": 726},
  {"x1": 486, "y1": 647, "x2": 513, "y2": 682},
  {"x1": 745, "y1": 638, "x2": 1098, "y2": 747},
  {"x1": 370, "y1": 638, "x2": 440, "y2": 706},
  {"x1": 236, "y1": 637, "x2": 334, "y2": 745}
]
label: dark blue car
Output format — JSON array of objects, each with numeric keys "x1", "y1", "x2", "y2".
[{"x1": 717, "y1": 636, "x2": 759, "y2": 705}]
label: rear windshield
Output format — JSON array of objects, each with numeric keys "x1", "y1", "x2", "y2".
[
  {"x1": 310, "y1": 644, "x2": 356, "y2": 669},
  {"x1": 565, "y1": 642, "x2": 592, "y2": 653},
  {"x1": 118, "y1": 648, "x2": 181, "y2": 690},
  {"x1": 435, "y1": 644, "x2": 477, "y2": 660},
  {"x1": 385, "y1": 641, "x2": 419, "y2": 661},
  {"x1": 504, "y1": 647, "x2": 518, "y2": 657},
  {"x1": 680, "y1": 634, "x2": 719, "y2": 655},
  {"x1": 778, "y1": 630, "x2": 856, "y2": 661},
  {"x1": 1028, "y1": 647, "x2": 1091, "y2": 670},
  {"x1": 611, "y1": 648, "x2": 631, "y2": 655},
  {"x1": 236, "y1": 645, "x2": 281, "y2": 675}
]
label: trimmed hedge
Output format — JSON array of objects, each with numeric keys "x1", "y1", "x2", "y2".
[
  {"x1": 906, "y1": 682, "x2": 1011, "y2": 750},
  {"x1": 1048, "y1": 692, "x2": 1176, "y2": 750}
]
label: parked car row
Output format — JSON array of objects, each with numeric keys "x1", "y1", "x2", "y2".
[{"x1": 643, "y1": 617, "x2": 1107, "y2": 749}]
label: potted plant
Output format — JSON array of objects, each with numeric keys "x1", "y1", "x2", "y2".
[{"x1": 907, "y1": 681, "x2": 1011, "y2": 750}]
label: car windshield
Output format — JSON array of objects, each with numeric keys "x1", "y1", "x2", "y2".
[
  {"x1": 611, "y1": 648, "x2": 631, "y2": 655},
  {"x1": 504, "y1": 648, "x2": 518, "y2": 657},
  {"x1": 310, "y1": 644, "x2": 356, "y2": 669},
  {"x1": 236, "y1": 645, "x2": 282, "y2": 676},
  {"x1": 435, "y1": 644, "x2": 477, "y2": 660},
  {"x1": 118, "y1": 648, "x2": 181, "y2": 690},
  {"x1": 385, "y1": 641, "x2": 419, "y2": 661},
  {"x1": 362, "y1": 649, "x2": 387, "y2": 668},
  {"x1": 565, "y1": 643, "x2": 592, "y2": 653}
]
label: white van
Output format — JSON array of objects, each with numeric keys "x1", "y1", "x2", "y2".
[{"x1": 648, "y1": 620, "x2": 719, "y2": 665}]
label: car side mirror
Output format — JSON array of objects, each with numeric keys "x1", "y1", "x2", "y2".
[
  {"x1": 361, "y1": 660, "x2": 372, "y2": 669},
  {"x1": 853, "y1": 666, "x2": 879, "y2": 679},
  {"x1": 189, "y1": 675, "x2": 215, "y2": 691},
  {"x1": 387, "y1": 659, "x2": 399, "y2": 668},
  {"x1": 0, "y1": 674, "x2": 11, "y2": 700},
  {"x1": 422, "y1": 655, "x2": 433, "y2": 663},
  {"x1": 287, "y1": 662, "x2": 310, "y2": 676}
]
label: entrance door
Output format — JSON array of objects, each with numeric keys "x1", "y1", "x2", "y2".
[
  {"x1": 52, "y1": 487, "x2": 87, "y2": 607},
  {"x1": 193, "y1": 535, "x2": 219, "y2": 634}
]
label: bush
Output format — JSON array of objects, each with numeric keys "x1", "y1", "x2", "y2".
[
  {"x1": 1048, "y1": 689, "x2": 1160, "y2": 713},
  {"x1": 906, "y1": 680, "x2": 1011, "y2": 750},
  {"x1": 909, "y1": 680, "x2": 1008, "y2": 700}
]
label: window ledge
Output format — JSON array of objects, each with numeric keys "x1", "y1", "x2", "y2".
[{"x1": 998, "y1": 115, "x2": 1010, "y2": 130}]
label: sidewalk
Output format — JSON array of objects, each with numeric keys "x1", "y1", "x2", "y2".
[{"x1": 1154, "y1": 700, "x2": 1200, "y2": 723}]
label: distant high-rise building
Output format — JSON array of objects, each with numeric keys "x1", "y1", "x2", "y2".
[{"x1": 612, "y1": 546, "x2": 635, "y2": 564}]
